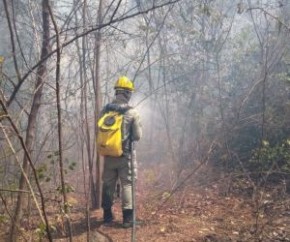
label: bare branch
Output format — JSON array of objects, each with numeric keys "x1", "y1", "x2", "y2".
[
  {"x1": 247, "y1": 7, "x2": 290, "y2": 32},
  {"x1": 7, "y1": 0, "x2": 182, "y2": 106}
]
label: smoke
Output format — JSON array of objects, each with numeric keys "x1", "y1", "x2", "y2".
[
  {"x1": 131, "y1": 91, "x2": 170, "y2": 167},
  {"x1": 131, "y1": 91, "x2": 152, "y2": 126}
]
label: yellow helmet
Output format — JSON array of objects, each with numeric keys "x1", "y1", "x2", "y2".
[{"x1": 114, "y1": 76, "x2": 134, "y2": 92}]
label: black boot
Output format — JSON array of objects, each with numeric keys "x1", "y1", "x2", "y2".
[
  {"x1": 122, "y1": 209, "x2": 133, "y2": 228},
  {"x1": 103, "y1": 208, "x2": 114, "y2": 224}
]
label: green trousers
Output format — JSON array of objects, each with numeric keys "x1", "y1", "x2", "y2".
[{"x1": 102, "y1": 154, "x2": 137, "y2": 210}]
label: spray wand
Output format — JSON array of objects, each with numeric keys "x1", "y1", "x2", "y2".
[{"x1": 131, "y1": 140, "x2": 136, "y2": 242}]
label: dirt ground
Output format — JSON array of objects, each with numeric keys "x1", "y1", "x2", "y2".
[
  {"x1": 1, "y1": 171, "x2": 290, "y2": 242},
  {"x1": 56, "y1": 179, "x2": 290, "y2": 242}
]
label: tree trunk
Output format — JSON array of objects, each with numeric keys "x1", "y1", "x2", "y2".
[
  {"x1": 48, "y1": 2, "x2": 73, "y2": 240},
  {"x1": 94, "y1": 0, "x2": 103, "y2": 209},
  {"x1": 10, "y1": 0, "x2": 50, "y2": 240}
]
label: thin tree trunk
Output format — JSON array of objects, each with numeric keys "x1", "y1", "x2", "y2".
[
  {"x1": 48, "y1": 2, "x2": 73, "y2": 240},
  {"x1": 94, "y1": 0, "x2": 103, "y2": 210},
  {"x1": 3, "y1": 0, "x2": 21, "y2": 83},
  {"x1": 72, "y1": 1, "x2": 92, "y2": 239},
  {"x1": 10, "y1": 0, "x2": 51, "y2": 240}
]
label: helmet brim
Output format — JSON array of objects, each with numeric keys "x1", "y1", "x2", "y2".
[{"x1": 114, "y1": 87, "x2": 134, "y2": 92}]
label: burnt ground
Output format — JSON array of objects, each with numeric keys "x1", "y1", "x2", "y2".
[
  {"x1": 1, "y1": 168, "x2": 290, "y2": 242},
  {"x1": 56, "y1": 183, "x2": 290, "y2": 242}
]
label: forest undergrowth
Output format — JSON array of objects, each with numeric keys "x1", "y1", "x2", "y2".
[{"x1": 1, "y1": 166, "x2": 290, "y2": 242}]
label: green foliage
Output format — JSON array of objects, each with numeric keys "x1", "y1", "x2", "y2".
[
  {"x1": 64, "y1": 202, "x2": 72, "y2": 213},
  {"x1": 35, "y1": 222, "x2": 47, "y2": 238},
  {"x1": 249, "y1": 139, "x2": 290, "y2": 173},
  {"x1": 68, "y1": 161, "x2": 76, "y2": 171},
  {"x1": 0, "y1": 214, "x2": 7, "y2": 224},
  {"x1": 56, "y1": 183, "x2": 75, "y2": 194},
  {"x1": 38, "y1": 152, "x2": 78, "y2": 183},
  {"x1": 162, "y1": 191, "x2": 171, "y2": 200},
  {"x1": 36, "y1": 164, "x2": 47, "y2": 180},
  {"x1": 35, "y1": 223, "x2": 56, "y2": 240}
]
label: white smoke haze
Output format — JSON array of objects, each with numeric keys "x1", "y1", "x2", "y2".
[
  {"x1": 1, "y1": 1, "x2": 290, "y2": 231},
  {"x1": 131, "y1": 90, "x2": 172, "y2": 169}
]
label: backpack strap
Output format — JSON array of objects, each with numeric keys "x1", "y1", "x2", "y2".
[{"x1": 104, "y1": 103, "x2": 132, "y2": 114}]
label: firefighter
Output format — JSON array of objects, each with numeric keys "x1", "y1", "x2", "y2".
[{"x1": 100, "y1": 76, "x2": 142, "y2": 228}]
